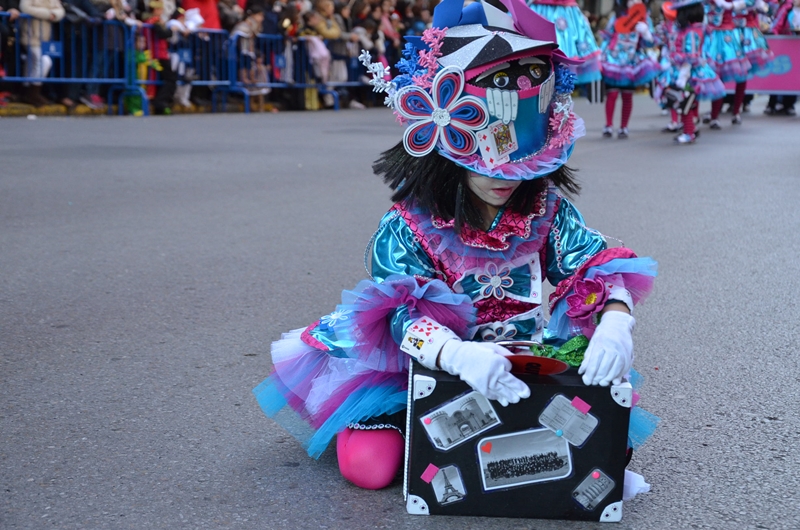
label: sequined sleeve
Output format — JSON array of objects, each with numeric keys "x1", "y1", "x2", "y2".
[
  {"x1": 370, "y1": 211, "x2": 437, "y2": 283},
  {"x1": 546, "y1": 197, "x2": 607, "y2": 285}
]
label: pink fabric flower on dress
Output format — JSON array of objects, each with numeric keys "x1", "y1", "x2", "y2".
[{"x1": 565, "y1": 278, "x2": 608, "y2": 318}]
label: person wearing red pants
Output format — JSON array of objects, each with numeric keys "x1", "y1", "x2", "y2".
[
  {"x1": 660, "y1": 0, "x2": 725, "y2": 143},
  {"x1": 599, "y1": 0, "x2": 660, "y2": 139},
  {"x1": 253, "y1": 0, "x2": 659, "y2": 494},
  {"x1": 727, "y1": 0, "x2": 775, "y2": 124},
  {"x1": 704, "y1": 0, "x2": 751, "y2": 129}
]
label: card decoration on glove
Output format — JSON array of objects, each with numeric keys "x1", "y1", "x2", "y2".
[
  {"x1": 476, "y1": 121, "x2": 519, "y2": 169},
  {"x1": 400, "y1": 316, "x2": 458, "y2": 369},
  {"x1": 538, "y1": 394, "x2": 599, "y2": 447}
]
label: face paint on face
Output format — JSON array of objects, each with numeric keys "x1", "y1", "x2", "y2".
[{"x1": 466, "y1": 172, "x2": 522, "y2": 208}]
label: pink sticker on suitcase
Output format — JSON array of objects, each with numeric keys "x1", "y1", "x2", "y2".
[{"x1": 421, "y1": 464, "x2": 440, "y2": 484}]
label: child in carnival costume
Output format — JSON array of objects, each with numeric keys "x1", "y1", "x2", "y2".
[
  {"x1": 599, "y1": 0, "x2": 660, "y2": 138},
  {"x1": 526, "y1": 0, "x2": 603, "y2": 86},
  {"x1": 660, "y1": 0, "x2": 726, "y2": 143},
  {"x1": 703, "y1": 0, "x2": 752, "y2": 128},
  {"x1": 728, "y1": 0, "x2": 775, "y2": 124},
  {"x1": 253, "y1": 0, "x2": 659, "y2": 493},
  {"x1": 653, "y1": 2, "x2": 682, "y2": 132}
]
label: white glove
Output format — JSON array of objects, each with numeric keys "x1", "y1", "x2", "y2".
[
  {"x1": 634, "y1": 21, "x2": 653, "y2": 41},
  {"x1": 676, "y1": 62, "x2": 692, "y2": 89},
  {"x1": 578, "y1": 311, "x2": 635, "y2": 387},
  {"x1": 439, "y1": 339, "x2": 531, "y2": 406},
  {"x1": 732, "y1": 0, "x2": 746, "y2": 10},
  {"x1": 713, "y1": 0, "x2": 734, "y2": 9}
]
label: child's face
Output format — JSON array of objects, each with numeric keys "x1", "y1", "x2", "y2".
[{"x1": 466, "y1": 173, "x2": 522, "y2": 208}]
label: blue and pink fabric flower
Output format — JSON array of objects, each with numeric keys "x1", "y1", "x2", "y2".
[{"x1": 394, "y1": 66, "x2": 490, "y2": 158}]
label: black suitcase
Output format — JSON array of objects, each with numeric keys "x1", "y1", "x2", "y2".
[{"x1": 403, "y1": 359, "x2": 633, "y2": 522}]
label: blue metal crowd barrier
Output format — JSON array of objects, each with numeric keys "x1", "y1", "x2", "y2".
[
  {"x1": 0, "y1": 13, "x2": 128, "y2": 84},
  {"x1": 1, "y1": 12, "x2": 369, "y2": 115},
  {"x1": 223, "y1": 34, "x2": 369, "y2": 113}
]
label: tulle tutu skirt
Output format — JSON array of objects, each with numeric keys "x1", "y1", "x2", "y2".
[
  {"x1": 739, "y1": 27, "x2": 774, "y2": 75},
  {"x1": 690, "y1": 64, "x2": 726, "y2": 101},
  {"x1": 601, "y1": 53, "x2": 661, "y2": 88},
  {"x1": 528, "y1": 3, "x2": 602, "y2": 83},
  {"x1": 704, "y1": 28, "x2": 751, "y2": 83}
]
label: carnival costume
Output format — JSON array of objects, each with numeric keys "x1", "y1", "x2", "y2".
[
  {"x1": 723, "y1": 0, "x2": 775, "y2": 122},
  {"x1": 253, "y1": 0, "x2": 659, "y2": 494},
  {"x1": 599, "y1": 1, "x2": 660, "y2": 138},
  {"x1": 653, "y1": 4, "x2": 681, "y2": 131},
  {"x1": 527, "y1": 0, "x2": 603, "y2": 84},
  {"x1": 703, "y1": 0, "x2": 756, "y2": 126},
  {"x1": 660, "y1": 0, "x2": 727, "y2": 142}
]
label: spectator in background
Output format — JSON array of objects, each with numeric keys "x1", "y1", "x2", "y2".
[
  {"x1": 0, "y1": 0, "x2": 22, "y2": 80},
  {"x1": 19, "y1": 0, "x2": 65, "y2": 106},
  {"x1": 350, "y1": 0, "x2": 370, "y2": 26},
  {"x1": 59, "y1": 0, "x2": 104, "y2": 109},
  {"x1": 232, "y1": 5, "x2": 263, "y2": 87},
  {"x1": 144, "y1": 0, "x2": 176, "y2": 113},
  {"x1": 182, "y1": 0, "x2": 220, "y2": 29},
  {"x1": 217, "y1": 0, "x2": 242, "y2": 32},
  {"x1": 379, "y1": 0, "x2": 401, "y2": 67},
  {"x1": 301, "y1": 8, "x2": 333, "y2": 88}
]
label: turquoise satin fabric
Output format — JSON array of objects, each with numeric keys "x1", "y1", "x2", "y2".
[
  {"x1": 361, "y1": 197, "x2": 606, "y2": 345},
  {"x1": 370, "y1": 211, "x2": 436, "y2": 283},
  {"x1": 546, "y1": 197, "x2": 607, "y2": 284},
  {"x1": 458, "y1": 265, "x2": 533, "y2": 300}
]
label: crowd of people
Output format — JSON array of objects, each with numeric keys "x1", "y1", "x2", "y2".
[
  {"x1": 0, "y1": 0, "x2": 437, "y2": 112},
  {"x1": 0, "y1": 0, "x2": 797, "y2": 117},
  {"x1": 486, "y1": 452, "x2": 568, "y2": 481}
]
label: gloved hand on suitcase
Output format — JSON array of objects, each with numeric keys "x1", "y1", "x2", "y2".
[
  {"x1": 579, "y1": 311, "x2": 635, "y2": 387},
  {"x1": 438, "y1": 339, "x2": 531, "y2": 407}
]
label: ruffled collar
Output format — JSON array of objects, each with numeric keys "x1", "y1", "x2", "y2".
[{"x1": 430, "y1": 189, "x2": 548, "y2": 251}]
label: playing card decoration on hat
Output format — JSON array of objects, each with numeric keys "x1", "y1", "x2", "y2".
[{"x1": 359, "y1": 0, "x2": 586, "y2": 181}]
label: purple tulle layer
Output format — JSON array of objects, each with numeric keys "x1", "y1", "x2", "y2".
[
  {"x1": 338, "y1": 276, "x2": 476, "y2": 371},
  {"x1": 602, "y1": 59, "x2": 660, "y2": 87},
  {"x1": 253, "y1": 276, "x2": 477, "y2": 457},
  {"x1": 693, "y1": 76, "x2": 726, "y2": 101},
  {"x1": 710, "y1": 57, "x2": 751, "y2": 84}
]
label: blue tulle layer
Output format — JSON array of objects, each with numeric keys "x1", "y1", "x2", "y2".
[{"x1": 254, "y1": 374, "x2": 408, "y2": 459}]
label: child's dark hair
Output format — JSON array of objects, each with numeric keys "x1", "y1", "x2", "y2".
[
  {"x1": 676, "y1": 3, "x2": 704, "y2": 28},
  {"x1": 373, "y1": 142, "x2": 580, "y2": 233}
]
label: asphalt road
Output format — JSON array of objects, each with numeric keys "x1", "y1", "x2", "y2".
[{"x1": 1, "y1": 97, "x2": 799, "y2": 530}]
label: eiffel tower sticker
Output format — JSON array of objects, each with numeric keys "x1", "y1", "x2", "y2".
[{"x1": 439, "y1": 468, "x2": 465, "y2": 504}]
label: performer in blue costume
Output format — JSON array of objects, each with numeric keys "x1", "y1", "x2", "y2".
[
  {"x1": 599, "y1": 0, "x2": 660, "y2": 138},
  {"x1": 660, "y1": 0, "x2": 726, "y2": 143},
  {"x1": 527, "y1": 0, "x2": 603, "y2": 86},
  {"x1": 253, "y1": 0, "x2": 659, "y2": 494}
]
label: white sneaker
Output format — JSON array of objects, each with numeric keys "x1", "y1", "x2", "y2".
[
  {"x1": 322, "y1": 93, "x2": 335, "y2": 107},
  {"x1": 674, "y1": 133, "x2": 695, "y2": 144},
  {"x1": 348, "y1": 100, "x2": 366, "y2": 109},
  {"x1": 602, "y1": 126, "x2": 613, "y2": 138}
]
